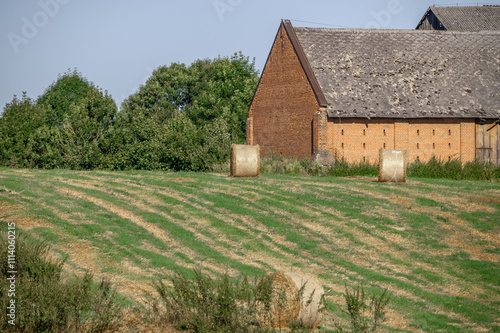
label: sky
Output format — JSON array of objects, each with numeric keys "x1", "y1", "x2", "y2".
[{"x1": 1, "y1": 0, "x2": 500, "y2": 112}]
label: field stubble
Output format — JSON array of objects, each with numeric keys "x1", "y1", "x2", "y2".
[{"x1": 0, "y1": 169, "x2": 499, "y2": 332}]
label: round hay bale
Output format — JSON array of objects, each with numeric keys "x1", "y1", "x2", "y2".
[
  {"x1": 287, "y1": 272, "x2": 325, "y2": 329},
  {"x1": 230, "y1": 144, "x2": 260, "y2": 177},
  {"x1": 378, "y1": 148, "x2": 407, "y2": 183},
  {"x1": 259, "y1": 272, "x2": 301, "y2": 329}
]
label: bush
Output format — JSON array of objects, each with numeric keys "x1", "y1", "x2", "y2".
[
  {"x1": 0, "y1": 232, "x2": 123, "y2": 332},
  {"x1": 0, "y1": 93, "x2": 46, "y2": 168},
  {"x1": 153, "y1": 270, "x2": 267, "y2": 332},
  {"x1": 259, "y1": 154, "x2": 310, "y2": 175},
  {"x1": 407, "y1": 157, "x2": 499, "y2": 181},
  {"x1": 256, "y1": 154, "x2": 378, "y2": 177},
  {"x1": 334, "y1": 285, "x2": 391, "y2": 333},
  {"x1": 152, "y1": 270, "x2": 323, "y2": 333}
]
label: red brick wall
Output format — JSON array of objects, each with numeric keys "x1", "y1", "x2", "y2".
[
  {"x1": 326, "y1": 117, "x2": 476, "y2": 163},
  {"x1": 247, "y1": 24, "x2": 320, "y2": 158}
]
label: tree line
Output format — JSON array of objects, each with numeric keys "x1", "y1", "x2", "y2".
[{"x1": 0, "y1": 52, "x2": 259, "y2": 171}]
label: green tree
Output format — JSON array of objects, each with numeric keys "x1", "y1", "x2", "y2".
[
  {"x1": 27, "y1": 69, "x2": 118, "y2": 169},
  {"x1": 38, "y1": 68, "x2": 115, "y2": 127},
  {"x1": 107, "y1": 52, "x2": 258, "y2": 171},
  {"x1": 186, "y1": 52, "x2": 259, "y2": 142},
  {"x1": 0, "y1": 93, "x2": 46, "y2": 167}
]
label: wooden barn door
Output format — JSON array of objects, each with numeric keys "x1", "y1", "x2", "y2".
[{"x1": 476, "y1": 120, "x2": 499, "y2": 166}]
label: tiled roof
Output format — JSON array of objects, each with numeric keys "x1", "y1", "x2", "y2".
[
  {"x1": 429, "y1": 6, "x2": 500, "y2": 31},
  {"x1": 294, "y1": 27, "x2": 500, "y2": 118}
]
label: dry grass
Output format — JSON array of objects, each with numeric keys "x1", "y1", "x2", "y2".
[{"x1": 0, "y1": 169, "x2": 498, "y2": 332}]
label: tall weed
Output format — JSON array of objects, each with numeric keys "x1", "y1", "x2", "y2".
[
  {"x1": 152, "y1": 269, "x2": 327, "y2": 332},
  {"x1": 407, "y1": 157, "x2": 499, "y2": 181},
  {"x1": 335, "y1": 285, "x2": 391, "y2": 333},
  {"x1": 153, "y1": 270, "x2": 275, "y2": 332}
]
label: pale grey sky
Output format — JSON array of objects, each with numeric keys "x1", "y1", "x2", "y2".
[{"x1": 1, "y1": 0, "x2": 499, "y2": 110}]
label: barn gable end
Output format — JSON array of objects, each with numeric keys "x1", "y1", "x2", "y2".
[{"x1": 247, "y1": 20, "x2": 324, "y2": 158}]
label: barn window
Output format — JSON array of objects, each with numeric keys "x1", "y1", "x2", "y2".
[
  {"x1": 341, "y1": 143, "x2": 344, "y2": 149},
  {"x1": 363, "y1": 156, "x2": 366, "y2": 162},
  {"x1": 433, "y1": 143, "x2": 436, "y2": 149},
  {"x1": 363, "y1": 143, "x2": 366, "y2": 149},
  {"x1": 383, "y1": 143, "x2": 386, "y2": 149},
  {"x1": 363, "y1": 129, "x2": 366, "y2": 136},
  {"x1": 341, "y1": 129, "x2": 344, "y2": 135},
  {"x1": 417, "y1": 143, "x2": 420, "y2": 149},
  {"x1": 417, "y1": 129, "x2": 420, "y2": 136},
  {"x1": 383, "y1": 129, "x2": 386, "y2": 136},
  {"x1": 448, "y1": 143, "x2": 451, "y2": 149},
  {"x1": 433, "y1": 129, "x2": 435, "y2": 135},
  {"x1": 449, "y1": 129, "x2": 451, "y2": 135}
]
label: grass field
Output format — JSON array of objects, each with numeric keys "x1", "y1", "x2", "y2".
[{"x1": 0, "y1": 168, "x2": 499, "y2": 332}]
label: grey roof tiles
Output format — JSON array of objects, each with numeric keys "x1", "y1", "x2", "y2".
[
  {"x1": 293, "y1": 27, "x2": 500, "y2": 118},
  {"x1": 427, "y1": 6, "x2": 500, "y2": 31}
]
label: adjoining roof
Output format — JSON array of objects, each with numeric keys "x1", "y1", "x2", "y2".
[
  {"x1": 293, "y1": 26, "x2": 500, "y2": 119},
  {"x1": 417, "y1": 6, "x2": 500, "y2": 31}
]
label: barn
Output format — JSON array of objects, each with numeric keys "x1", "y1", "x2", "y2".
[
  {"x1": 416, "y1": 5, "x2": 500, "y2": 31},
  {"x1": 247, "y1": 17, "x2": 500, "y2": 166}
]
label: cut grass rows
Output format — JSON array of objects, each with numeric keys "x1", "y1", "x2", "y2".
[{"x1": 0, "y1": 169, "x2": 499, "y2": 332}]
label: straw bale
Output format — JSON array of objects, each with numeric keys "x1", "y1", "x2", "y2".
[
  {"x1": 287, "y1": 272, "x2": 325, "y2": 329},
  {"x1": 259, "y1": 272, "x2": 300, "y2": 329},
  {"x1": 378, "y1": 148, "x2": 407, "y2": 183},
  {"x1": 230, "y1": 144, "x2": 260, "y2": 177}
]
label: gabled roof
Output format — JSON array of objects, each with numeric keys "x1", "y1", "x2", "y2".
[
  {"x1": 281, "y1": 20, "x2": 328, "y2": 108},
  {"x1": 292, "y1": 25, "x2": 500, "y2": 119},
  {"x1": 417, "y1": 6, "x2": 500, "y2": 31}
]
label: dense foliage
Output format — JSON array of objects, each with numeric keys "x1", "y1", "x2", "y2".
[
  {"x1": 0, "y1": 53, "x2": 259, "y2": 171},
  {"x1": 0, "y1": 69, "x2": 117, "y2": 169},
  {"x1": 103, "y1": 52, "x2": 258, "y2": 171},
  {"x1": 0, "y1": 93, "x2": 45, "y2": 167},
  {"x1": 0, "y1": 232, "x2": 122, "y2": 332}
]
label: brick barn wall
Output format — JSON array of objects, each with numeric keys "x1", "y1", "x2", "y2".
[
  {"x1": 408, "y1": 118, "x2": 462, "y2": 162},
  {"x1": 247, "y1": 24, "x2": 320, "y2": 158},
  {"x1": 460, "y1": 119, "x2": 476, "y2": 162},
  {"x1": 326, "y1": 117, "x2": 476, "y2": 163}
]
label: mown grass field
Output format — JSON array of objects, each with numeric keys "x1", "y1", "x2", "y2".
[{"x1": 0, "y1": 168, "x2": 499, "y2": 332}]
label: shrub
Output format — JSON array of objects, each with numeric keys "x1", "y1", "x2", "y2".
[
  {"x1": 153, "y1": 270, "x2": 266, "y2": 332},
  {"x1": 151, "y1": 270, "x2": 323, "y2": 333},
  {"x1": 407, "y1": 157, "x2": 499, "y2": 181},
  {"x1": 0, "y1": 93, "x2": 46, "y2": 168},
  {"x1": 0, "y1": 232, "x2": 123, "y2": 332},
  {"x1": 259, "y1": 154, "x2": 310, "y2": 175},
  {"x1": 335, "y1": 285, "x2": 391, "y2": 333},
  {"x1": 255, "y1": 154, "x2": 378, "y2": 177}
]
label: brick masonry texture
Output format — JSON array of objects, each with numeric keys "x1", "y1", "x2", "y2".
[
  {"x1": 326, "y1": 117, "x2": 476, "y2": 163},
  {"x1": 247, "y1": 24, "x2": 320, "y2": 158}
]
